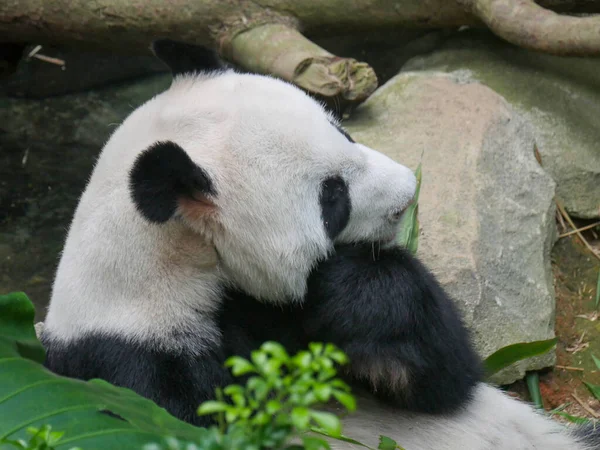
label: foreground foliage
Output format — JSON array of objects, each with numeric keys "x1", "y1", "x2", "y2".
[
  {"x1": 0, "y1": 292, "x2": 408, "y2": 450},
  {"x1": 0, "y1": 290, "x2": 562, "y2": 450}
]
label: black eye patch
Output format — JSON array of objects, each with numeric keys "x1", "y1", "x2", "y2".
[{"x1": 320, "y1": 176, "x2": 351, "y2": 240}]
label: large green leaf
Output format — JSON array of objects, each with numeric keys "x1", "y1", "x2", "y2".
[
  {"x1": 483, "y1": 338, "x2": 557, "y2": 378},
  {"x1": 0, "y1": 292, "x2": 206, "y2": 449},
  {"x1": 0, "y1": 292, "x2": 46, "y2": 364}
]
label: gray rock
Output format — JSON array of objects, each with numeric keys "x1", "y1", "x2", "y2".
[
  {"x1": 345, "y1": 71, "x2": 557, "y2": 384},
  {"x1": 0, "y1": 74, "x2": 171, "y2": 321},
  {"x1": 402, "y1": 29, "x2": 600, "y2": 219}
]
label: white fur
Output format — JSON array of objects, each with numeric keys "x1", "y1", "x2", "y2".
[
  {"x1": 324, "y1": 384, "x2": 591, "y2": 450},
  {"x1": 44, "y1": 70, "x2": 416, "y2": 346}
]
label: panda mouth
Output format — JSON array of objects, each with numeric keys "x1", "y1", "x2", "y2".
[{"x1": 376, "y1": 230, "x2": 399, "y2": 248}]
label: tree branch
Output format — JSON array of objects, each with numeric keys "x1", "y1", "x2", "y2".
[
  {"x1": 458, "y1": 0, "x2": 600, "y2": 55},
  {"x1": 1, "y1": 0, "x2": 599, "y2": 102},
  {"x1": 224, "y1": 24, "x2": 377, "y2": 101}
]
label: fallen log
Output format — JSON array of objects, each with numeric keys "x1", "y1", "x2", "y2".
[{"x1": 1, "y1": 0, "x2": 599, "y2": 103}]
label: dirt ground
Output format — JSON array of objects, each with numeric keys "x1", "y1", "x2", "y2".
[{"x1": 507, "y1": 221, "x2": 600, "y2": 423}]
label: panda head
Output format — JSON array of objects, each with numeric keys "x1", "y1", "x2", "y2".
[{"x1": 127, "y1": 39, "x2": 417, "y2": 303}]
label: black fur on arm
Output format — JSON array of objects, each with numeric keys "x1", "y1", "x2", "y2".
[
  {"x1": 301, "y1": 243, "x2": 483, "y2": 414},
  {"x1": 41, "y1": 332, "x2": 233, "y2": 427}
]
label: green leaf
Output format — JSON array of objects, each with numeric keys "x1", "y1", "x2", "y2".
[
  {"x1": 551, "y1": 411, "x2": 591, "y2": 425},
  {"x1": 223, "y1": 384, "x2": 246, "y2": 407},
  {"x1": 301, "y1": 436, "x2": 330, "y2": 450},
  {"x1": 260, "y1": 342, "x2": 289, "y2": 361},
  {"x1": 265, "y1": 400, "x2": 281, "y2": 415},
  {"x1": 584, "y1": 381, "x2": 600, "y2": 401},
  {"x1": 0, "y1": 292, "x2": 46, "y2": 364},
  {"x1": 592, "y1": 354, "x2": 600, "y2": 371},
  {"x1": 396, "y1": 163, "x2": 422, "y2": 255},
  {"x1": 378, "y1": 435, "x2": 402, "y2": 450},
  {"x1": 247, "y1": 377, "x2": 269, "y2": 401},
  {"x1": 262, "y1": 359, "x2": 283, "y2": 376},
  {"x1": 292, "y1": 351, "x2": 312, "y2": 369},
  {"x1": 326, "y1": 348, "x2": 348, "y2": 366},
  {"x1": 251, "y1": 411, "x2": 270, "y2": 426},
  {"x1": 197, "y1": 401, "x2": 229, "y2": 416},
  {"x1": 224, "y1": 356, "x2": 256, "y2": 376},
  {"x1": 314, "y1": 384, "x2": 332, "y2": 402},
  {"x1": 308, "y1": 411, "x2": 341, "y2": 437},
  {"x1": 0, "y1": 293, "x2": 207, "y2": 449},
  {"x1": 310, "y1": 429, "x2": 374, "y2": 449},
  {"x1": 406, "y1": 207, "x2": 420, "y2": 256},
  {"x1": 308, "y1": 343, "x2": 324, "y2": 356},
  {"x1": 291, "y1": 407, "x2": 310, "y2": 431},
  {"x1": 225, "y1": 409, "x2": 239, "y2": 423},
  {"x1": 332, "y1": 390, "x2": 356, "y2": 412},
  {"x1": 525, "y1": 372, "x2": 543, "y2": 409},
  {"x1": 483, "y1": 338, "x2": 557, "y2": 378}
]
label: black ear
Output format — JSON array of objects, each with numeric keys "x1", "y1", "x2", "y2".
[
  {"x1": 129, "y1": 141, "x2": 217, "y2": 223},
  {"x1": 151, "y1": 39, "x2": 223, "y2": 76}
]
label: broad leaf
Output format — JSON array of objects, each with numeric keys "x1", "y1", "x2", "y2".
[
  {"x1": 0, "y1": 292, "x2": 46, "y2": 363},
  {"x1": 483, "y1": 338, "x2": 557, "y2": 378},
  {"x1": 378, "y1": 435, "x2": 404, "y2": 450},
  {"x1": 0, "y1": 292, "x2": 206, "y2": 449}
]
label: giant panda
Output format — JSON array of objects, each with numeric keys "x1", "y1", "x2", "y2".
[{"x1": 40, "y1": 39, "x2": 599, "y2": 450}]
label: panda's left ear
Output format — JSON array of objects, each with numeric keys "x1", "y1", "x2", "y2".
[
  {"x1": 151, "y1": 39, "x2": 223, "y2": 76},
  {"x1": 129, "y1": 141, "x2": 217, "y2": 223}
]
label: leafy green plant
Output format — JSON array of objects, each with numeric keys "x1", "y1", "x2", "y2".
[
  {"x1": 0, "y1": 292, "x2": 403, "y2": 450},
  {"x1": 185, "y1": 341, "x2": 403, "y2": 449},
  {"x1": 195, "y1": 340, "x2": 354, "y2": 449},
  {"x1": 1, "y1": 425, "x2": 82, "y2": 450},
  {"x1": 0, "y1": 292, "x2": 211, "y2": 450}
]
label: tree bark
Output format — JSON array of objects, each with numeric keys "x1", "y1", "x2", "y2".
[
  {"x1": 0, "y1": 0, "x2": 476, "y2": 53},
  {"x1": 1, "y1": 0, "x2": 599, "y2": 103},
  {"x1": 459, "y1": 0, "x2": 600, "y2": 55}
]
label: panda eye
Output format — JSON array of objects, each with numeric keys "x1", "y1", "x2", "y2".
[
  {"x1": 322, "y1": 179, "x2": 346, "y2": 203},
  {"x1": 320, "y1": 176, "x2": 351, "y2": 239}
]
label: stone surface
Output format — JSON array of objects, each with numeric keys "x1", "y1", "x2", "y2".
[
  {"x1": 345, "y1": 71, "x2": 558, "y2": 384},
  {"x1": 402, "y1": 29, "x2": 600, "y2": 219},
  {"x1": 0, "y1": 74, "x2": 170, "y2": 321}
]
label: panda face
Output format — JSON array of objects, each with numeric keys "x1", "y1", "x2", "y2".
[{"x1": 127, "y1": 70, "x2": 416, "y2": 303}]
